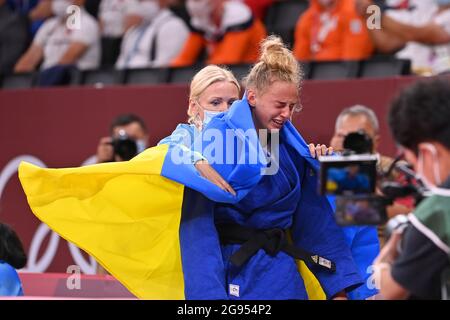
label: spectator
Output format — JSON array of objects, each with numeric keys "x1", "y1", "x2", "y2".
[
  {"x1": 96, "y1": 113, "x2": 149, "y2": 163},
  {"x1": 293, "y1": 0, "x2": 373, "y2": 61},
  {"x1": 8, "y1": 0, "x2": 45, "y2": 36},
  {"x1": 0, "y1": 0, "x2": 29, "y2": 75},
  {"x1": 356, "y1": 0, "x2": 450, "y2": 75},
  {"x1": 0, "y1": 223, "x2": 27, "y2": 296},
  {"x1": 330, "y1": 105, "x2": 413, "y2": 246},
  {"x1": 374, "y1": 78, "x2": 450, "y2": 300},
  {"x1": 115, "y1": 0, "x2": 189, "y2": 69},
  {"x1": 98, "y1": 0, "x2": 136, "y2": 67},
  {"x1": 171, "y1": 0, "x2": 266, "y2": 67},
  {"x1": 27, "y1": 0, "x2": 53, "y2": 37},
  {"x1": 14, "y1": 0, "x2": 100, "y2": 74}
]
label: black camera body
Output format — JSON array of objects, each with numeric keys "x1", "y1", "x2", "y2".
[
  {"x1": 112, "y1": 130, "x2": 139, "y2": 161},
  {"x1": 319, "y1": 131, "x2": 426, "y2": 227}
]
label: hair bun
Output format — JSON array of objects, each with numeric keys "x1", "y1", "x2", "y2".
[{"x1": 259, "y1": 35, "x2": 296, "y2": 74}]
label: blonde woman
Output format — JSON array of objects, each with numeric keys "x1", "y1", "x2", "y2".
[{"x1": 158, "y1": 65, "x2": 240, "y2": 194}]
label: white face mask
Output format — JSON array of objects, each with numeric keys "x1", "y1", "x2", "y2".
[
  {"x1": 126, "y1": 0, "x2": 160, "y2": 23},
  {"x1": 186, "y1": 0, "x2": 212, "y2": 19},
  {"x1": 136, "y1": 139, "x2": 147, "y2": 154},
  {"x1": 186, "y1": 0, "x2": 214, "y2": 32},
  {"x1": 417, "y1": 143, "x2": 450, "y2": 196},
  {"x1": 52, "y1": 0, "x2": 72, "y2": 18}
]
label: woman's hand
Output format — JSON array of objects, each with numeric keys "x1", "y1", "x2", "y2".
[
  {"x1": 308, "y1": 144, "x2": 333, "y2": 158},
  {"x1": 194, "y1": 160, "x2": 236, "y2": 196}
]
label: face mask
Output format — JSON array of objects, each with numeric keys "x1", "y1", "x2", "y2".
[
  {"x1": 203, "y1": 110, "x2": 221, "y2": 126},
  {"x1": 436, "y1": 0, "x2": 450, "y2": 6},
  {"x1": 126, "y1": 0, "x2": 160, "y2": 22},
  {"x1": 52, "y1": 0, "x2": 72, "y2": 17},
  {"x1": 186, "y1": 0, "x2": 215, "y2": 33},
  {"x1": 186, "y1": 0, "x2": 212, "y2": 19},
  {"x1": 417, "y1": 143, "x2": 450, "y2": 197},
  {"x1": 136, "y1": 139, "x2": 147, "y2": 154},
  {"x1": 137, "y1": 0, "x2": 160, "y2": 23},
  {"x1": 194, "y1": 100, "x2": 222, "y2": 130}
]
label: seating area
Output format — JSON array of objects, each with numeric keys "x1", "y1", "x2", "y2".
[
  {"x1": 264, "y1": 0, "x2": 309, "y2": 47},
  {"x1": 0, "y1": 58, "x2": 412, "y2": 89}
]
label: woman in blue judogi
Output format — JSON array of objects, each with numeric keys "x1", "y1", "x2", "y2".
[{"x1": 160, "y1": 38, "x2": 362, "y2": 299}]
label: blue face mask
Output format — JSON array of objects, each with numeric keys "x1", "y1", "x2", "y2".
[
  {"x1": 436, "y1": 0, "x2": 450, "y2": 6},
  {"x1": 194, "y1": 100, "x2": 224, "y2": 130},
  {"x1": 202, "y1": 110, "x2": 222, "y2": 127}
]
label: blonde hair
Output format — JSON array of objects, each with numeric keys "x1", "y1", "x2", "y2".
[
  {"x1": 244, "y1": 35, "x2": 302, "y2": 94},
  {"x1": 187, "y1": 65, "x2": 241, "y2": 124}
]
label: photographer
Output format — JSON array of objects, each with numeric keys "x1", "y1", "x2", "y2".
[
  {"x1": 374, "y1": 78, "x2": 450, "y2": 300},
  {"x1": 96, "y1": 113, "x2": 149, "y2": 163},
  {"x1": 330, "y1": 106, "x2": 413, "y2": 242}
]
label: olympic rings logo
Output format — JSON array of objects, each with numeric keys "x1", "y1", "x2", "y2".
[{"x1": 0, "y1": 155, "x2": 98, "y2": 274}]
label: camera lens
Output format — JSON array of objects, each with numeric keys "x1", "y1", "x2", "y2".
[
  {"x1": 112, "y1": 131, "x2": 138, "y2": 161},
  {"x1": 343, "y1": 131, "x2": 373, "y2": 154}
]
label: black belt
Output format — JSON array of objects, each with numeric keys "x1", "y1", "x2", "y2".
[{"x1": 216, "y1": 223, "x2": 335, "y2": 272}]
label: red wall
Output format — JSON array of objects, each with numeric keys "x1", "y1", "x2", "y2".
[{"x1": 0, "y1": 76, "x2": 422, "y2": 274}]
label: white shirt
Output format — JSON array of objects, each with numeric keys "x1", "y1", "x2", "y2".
[
  {"x1": 387, "y1": 0, "x2": 450, "y2": 75},
  {"x1": 115, "y1": 9, "x2": 189, "y2": 69},
  {"x1": 33, "y1": 9, "x2": 100, "y2": 70},
  {"x1": 99, "y1": 0, "x2": 138, "y2": 37},
  {"x1": 190, "y1": 0, "x2": 252, "y2": 39}
]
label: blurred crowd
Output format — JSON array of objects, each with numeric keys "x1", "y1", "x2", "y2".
[{"x1": 1, "y1": 0, "x2": 449, "y2": 85}]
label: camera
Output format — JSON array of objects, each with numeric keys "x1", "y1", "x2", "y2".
[
  {"x1": 111, "y1": 130, "x2": 139, "y2": 161},
  {"x1": 319, "y1": 131, "x2": 427, "y2": 227}
]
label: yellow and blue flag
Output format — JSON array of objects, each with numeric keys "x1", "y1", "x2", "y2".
[{"x1": 19, "y1": 97, "x2": 361, "y2": 299}]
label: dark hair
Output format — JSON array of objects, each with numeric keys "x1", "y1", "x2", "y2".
[
  {"x1": 0, "y1": 223, "x2": 27, "y2": 269},
  {"x1": 388, "y1": 78, "x2": 450, "y2": 154},
  {"x1": 109, "y1": 114, "x2": 148, "y2": 135}
]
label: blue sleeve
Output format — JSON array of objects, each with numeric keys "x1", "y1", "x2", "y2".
[
  {"x1": 328, "y1": 196, "x2": 380, "y2": 299},
  {"x1": 291, "y1": 164, "x2": 363, "y2": 299},
  {"x1": 158, "y1": 124, "x2": 205, "y2": 163},
  {"x1": 0, "y1": 263, "x2": 24, "y2": 296},
  {"x1": 345, "y1": 225, "x2": 380, "y2": 300}
]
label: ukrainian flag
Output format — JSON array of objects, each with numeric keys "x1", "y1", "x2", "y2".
[
  {"x1": 18, "y1": 91, "x2": 270, "y2": 300},
  {"x1": 18, "y1": 98, "x2": 340, "y2": 300}
]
